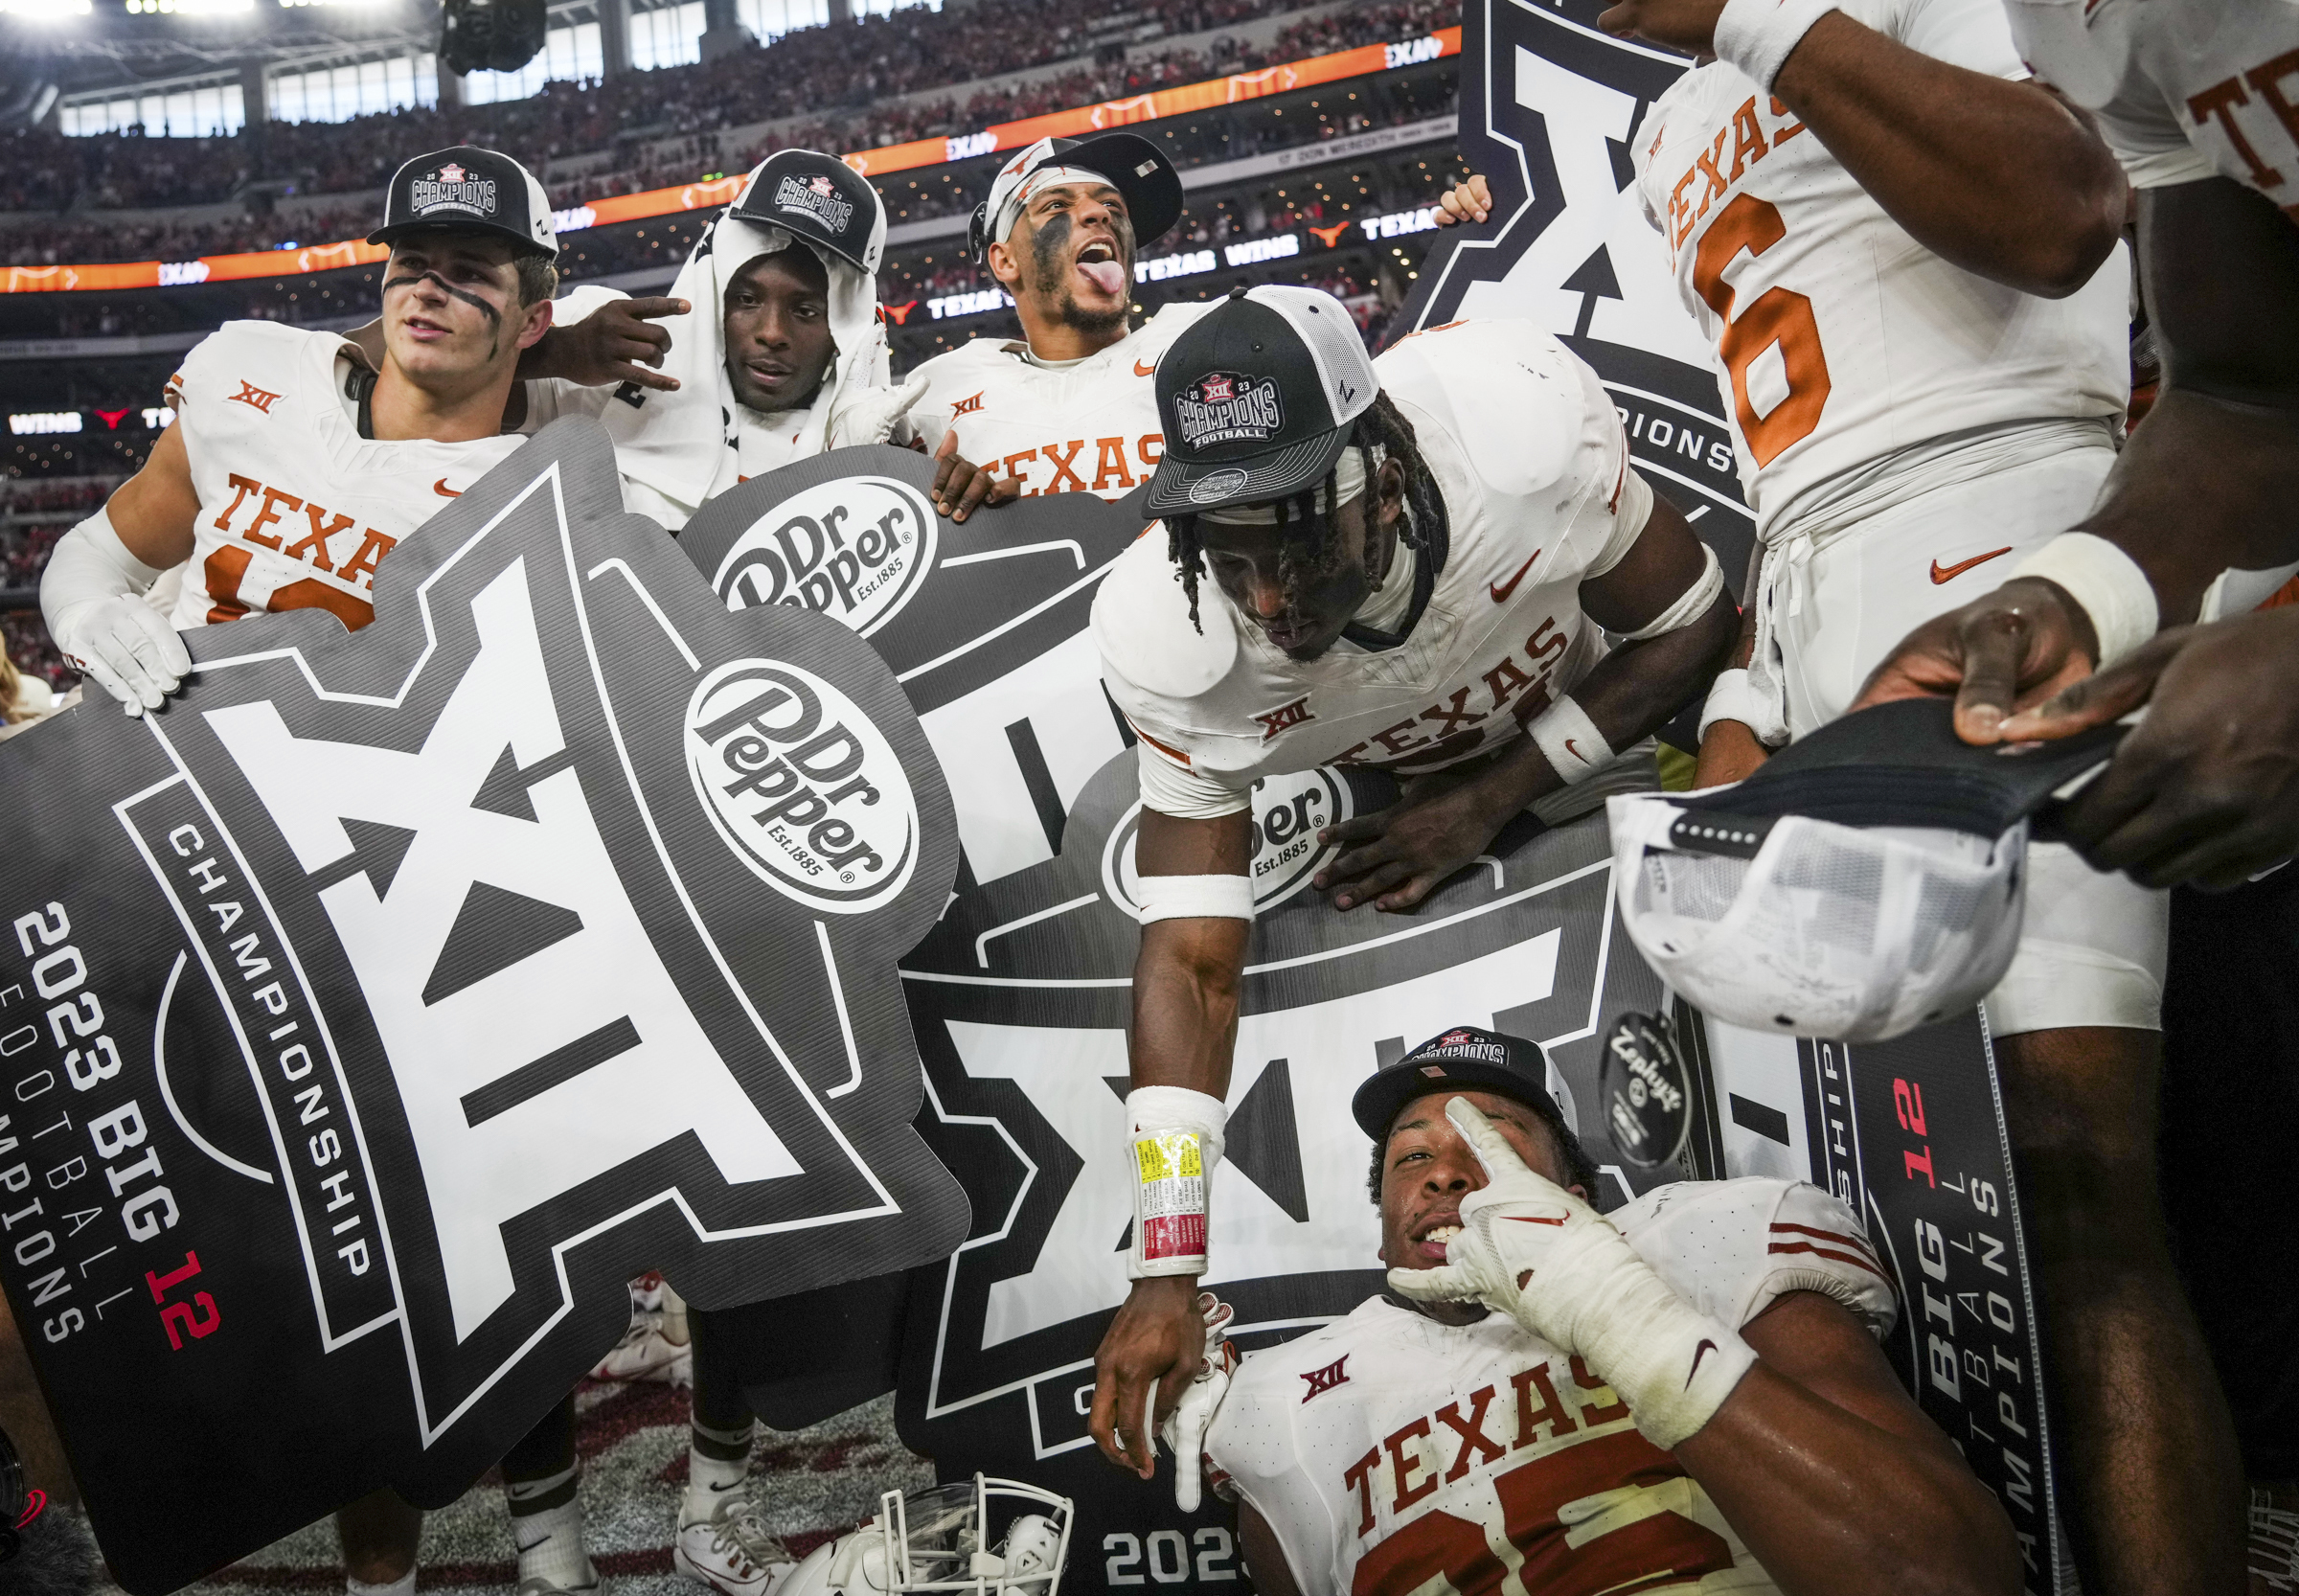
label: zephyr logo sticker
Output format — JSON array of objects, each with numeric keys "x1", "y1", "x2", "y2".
[
  {"x1": 712, "y1": 476, "x2": 937, "y2": 637},
  {"x1": 1188, "y1": 467, "x2": 1250, "y2": 505},
  {"x1": 687, "y1": 660, "x2": 919, "y2": 912}
]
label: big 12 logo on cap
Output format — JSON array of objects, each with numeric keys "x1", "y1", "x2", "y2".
[
  {"x1": 1174, "y1": 370, "x2": 1285, "y2": 448},
  {"x1": 411, "y1": 161, "x2": 497, "y2": 218}
]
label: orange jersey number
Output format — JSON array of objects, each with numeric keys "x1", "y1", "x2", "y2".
[{"x1": 1692, "y1": 194, "x2": 1832, "y2": 467}]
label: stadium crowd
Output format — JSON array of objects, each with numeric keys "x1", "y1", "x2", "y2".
[{"x1": 0, "y1": 0, "x2": 1455, "y2": 266}]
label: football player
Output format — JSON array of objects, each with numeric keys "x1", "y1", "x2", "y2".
[
  {"x1": 902, "y1": 134, "x2": 1205, "y2": 520},
  {"x1": 523, "y1": 148, "x2": 918, "y2": 535},
  {"x1": 1083, "y1": 287, "x2": 1737, "y2": 1471},
  {"x1": 1435, "y1": 0, "x2": 2248, "y2": 1575},
  {"x1": 1193, "y1": 1028, "x2": 2020, "y2": 1595},
  {"x1": 1847, "y1": 0, "x2": 2299, "y2": 895},
  {"x1": 34, "y1": 146, "x2": 611, "y2": 1596}
]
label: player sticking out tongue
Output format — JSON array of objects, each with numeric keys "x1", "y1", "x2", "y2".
[{"x1": 971, "y1": 133, "x2": 1185, "y2": 355}]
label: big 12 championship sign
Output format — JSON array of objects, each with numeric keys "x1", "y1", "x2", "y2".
[
  {"x1": 1398, "y1": 5, "x2": 2072, "y2": 1587},
  {"x1": 0, "y1": 421, "x2": 967, "y2": 1594}
]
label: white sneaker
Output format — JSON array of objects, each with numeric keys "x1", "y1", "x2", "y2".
[
  {"x1": 675, "y1": 1496, "x2": 793, "y2": 1596},
  {"x1": 589, "y1": 1320, "x2": 693, "y2": 1385}
]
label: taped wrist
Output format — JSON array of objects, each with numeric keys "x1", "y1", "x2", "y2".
[
  {"x1": 1124, "y1": 1086, "x2": 1226, "y2": 1279},
  {"x1": 1698, "y1": 668, "x2": 1768, "y2": 745},
  {"x1": 1620, "y1": 544, "x2": 1724, "y2": 641},
  {"x1": 1135, "y1": 873, "x2": 1255, "y2": 924},
  {"x1": 1523, "y1": 1220, "x2": 1757, "y2": 1451},
  {"x1": 1528, "y1": 695, "x2": 1616, "y2": 786},
  {"x1": 2009, "y1": 532, "x2": 2160, "y2": 667},
  {"x1": 1713, "y1": 0, "x2": 1838, "y2": 89}
]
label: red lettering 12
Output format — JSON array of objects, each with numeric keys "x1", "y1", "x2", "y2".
[{"x1": 146, "y1": 1250, "x2": 220, "y2": 1350}]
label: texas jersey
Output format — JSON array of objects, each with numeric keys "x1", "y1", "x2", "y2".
[
  {"x1": 1629, "y1": 0, "x2": 2127, "y2": 541},
  {"x1": 167, "y1": 321, "x2": 525, "y2": 631},
  {"x1": 1095, "y1": 318, "x2": 1652, "y2": 813},
  {"x1": 905, "y1": 300, "x2": 1216, "y2": 501},
  {"x1": 1205, "y1": 1178, "x2": 1896, "y2": 1596},
  {"x1": 2005, "y1": 0, "x2": 2299, "y2": 217}
]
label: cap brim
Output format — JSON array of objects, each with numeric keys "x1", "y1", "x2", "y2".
[
  {"x1": 1061, "y1": 131, "x2": 1185, "y2": 248},
  {"x1": 1142, "y1": 423, "x2": 1353, "y2": 517},
  {"x1": 1350, "y1": 1060, "x2": 1566, "y2": 1143},
  {"x1": 370, "y1": 218, "x2": 555, "y2": 257}
]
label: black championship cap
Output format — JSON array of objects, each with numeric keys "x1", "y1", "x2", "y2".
[
  {"x1": 967, "y1": 132, "x2": 1185, "y2": 261},
  {"x1": 1352, "y1": 1025, "x2": 1571, "y2": 1143},
  {"x1": 371, "y1": 145, "x2": 558, "y2": 259},
  {"x1": 1142, "y1": 285, "x2": 1378, "y2": 517},
  {"x1": 729, "y1": 148, "x2": 886, "y2": 274}
]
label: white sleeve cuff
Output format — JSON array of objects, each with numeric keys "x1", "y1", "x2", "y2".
[
  {"x1": 1136, "y1": 874, "x2": 1255, "y2": 924},
  {"x1": 1621, "y1": 544, "x2": 1723, "y2": 641},
  {"x1": 1714, "y1": 0, "x2": 1838, "y2": 89},
  {"x1": 1136, "y1": 735, "x2": 1251, "y2": 820}
]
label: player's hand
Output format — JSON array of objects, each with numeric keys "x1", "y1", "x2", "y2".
[
  {"x1": 1996, "y1": 608, "x2": 2299, "y2": 890},
  {"x1": 1594, "y1": 0, "x2": 1727, "y2": 52},
  {"x1": 1313, "y1": 764, "x2": 1502, "y2": 912},
  {"x1": 542, "y1": 296, "x2": 690, "y2": 392},
  {"x1": 1432, "y1": 173, "x2": 1493, "y2": 227},
  {"x1": 1693, "y1": 718, "x2": 1769, "y2": 787},
  {"x1": 1156, "y1": 1291, "x2": 1239, "y2": 1513},
  {"x1": 1090, "y1": 1274, "x2": 1206, "y2": 1480},
  {"x1": 1849, "y1": 576, "x2": 2101, "y2": 744},
  {"x1": 1387, "y1": 1099, "x2": 1619, "y2": 1349},
  {"x1": 829, "y1": 371, "x2": 931, "y2": 449},
  {"x1": 930, "y1": 431, "x2": 1021, "y2": 523},
  {"x1": 53, "y1": 595, "x2": 191, "y2": 717}
]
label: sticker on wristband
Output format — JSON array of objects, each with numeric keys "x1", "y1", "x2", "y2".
[{"x1": 1133, "y1": 1131, "x2": 1207, "y2": 1262}]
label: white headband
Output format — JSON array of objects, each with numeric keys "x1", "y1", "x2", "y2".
[
  {"x1": 990, "y1": 164, "x2": 1114, "y2": 247},
  {"x1": 1197, "y1": 444, "x2": 1375, "y2": 525}
]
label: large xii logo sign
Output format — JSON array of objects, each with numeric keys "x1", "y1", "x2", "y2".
[{"x1": 0, "y1": 422, "x2": 967, "y2": 1594}]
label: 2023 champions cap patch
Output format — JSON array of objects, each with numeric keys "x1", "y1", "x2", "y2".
[
  {"x1": 773, "y1": 171, "x2": 854, "y2": 234},
  {"x1": 411, "y1": 159, "x2": 496, "y2": 221},
  {"x1": 1173, "y1": 372, "x2": 1285, "y2": 449}
]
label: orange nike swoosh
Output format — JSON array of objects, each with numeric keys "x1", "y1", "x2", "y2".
[
  {"x1": 1490, "y1": 551, "x2": 1540, "y2": 603},
  {"x1": 434, "y1": 479, "x2": 462, "y2": 498},
  {"x1": 1564, "y1": 739, "x2": 1590, "y2": 764},
  {"x1": 1133, "y1": 359, "x2": 1155, "y2": 377},
  {"x1": 1687, "y1": 1337, "x2": 1719, "y2": 1386},
  {"x1": 1502, "y1": 1214, "x2": 1568, "y2": 1226},
  {"x1": 1930, "y1": 546, "x2": 2012, "y2": 584}
]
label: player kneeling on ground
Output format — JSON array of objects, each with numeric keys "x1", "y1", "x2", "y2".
[
  {"x1": 1086, "y1": 286, "x2": 1741, "y2": 1462},
  {"x1": 1171, "y1": 1028, "x2": 2020, "y2": 1595}
]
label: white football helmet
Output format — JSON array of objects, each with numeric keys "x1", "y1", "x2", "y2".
[{"x1": 773, "y1": 1475, "x2": 1071, "y2": 1596}]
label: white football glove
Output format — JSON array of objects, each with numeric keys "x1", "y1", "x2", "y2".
[
  {"x1": 1157, "y1": 1290, "x2": 1238, "y2": 1513},
  {"x1": 1387, "y1": 1098, "x2": 1757, "y2": 1450},
  {"x1": 827, "y1": 369, "x2": 931, "y2": 449},
  {"x1": 40, "y1": 512, "x2": 192, "y2": 717}
]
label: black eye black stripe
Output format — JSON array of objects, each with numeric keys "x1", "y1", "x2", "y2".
[{"x1": 384, "y1": 270, "x2": 503, "y2": 327}]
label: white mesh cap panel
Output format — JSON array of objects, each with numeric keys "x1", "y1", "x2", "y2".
[
  {"x1": 1609, "y1": 796, "x2": 2028, "y2": 1042},
  {"x1": 1245, "y1": 284, "x2": 1377, "y2": 428}
]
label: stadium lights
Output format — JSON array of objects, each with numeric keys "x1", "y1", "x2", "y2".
[
  {"x1": 125, "y1": 0, "x2": 256, "y2": 12},
  {"x1": 0, "y1": 0, "x2": 92, "y2": 17}
]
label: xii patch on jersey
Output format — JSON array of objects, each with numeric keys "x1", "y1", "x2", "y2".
[{"x1": 0, "y1": 420, "x2": 967, "y2": 1595}]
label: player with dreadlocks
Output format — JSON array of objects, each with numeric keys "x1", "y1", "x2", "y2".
[{"x1": 1081, "y1": 285, "x2": 1738, "y2": 1486}]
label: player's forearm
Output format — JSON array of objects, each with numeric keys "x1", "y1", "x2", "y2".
[
  {"x1": 1127, "y1": 921, "x2": 1246, "y2": 1098},
  {"x1": 1773, "y1": 14, "x2": 2124, "y2": 296},
  {"x1": 1577, "y1": 589, "x2": 1740, "y2": 751},
  {"x1": 2074, "y1": 387, "x2": 2299, "y2": 626},
  {"x1": 1679, "y1": 1364, "x2": 2021, "y2": 1596}
]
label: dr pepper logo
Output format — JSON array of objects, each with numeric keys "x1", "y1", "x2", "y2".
[
  {"x1": 710, "y1": 476, "x2": 937, "y2": 637},
  {"x1": 686, "y1": 660, "x2": 920, "y2": 913}
]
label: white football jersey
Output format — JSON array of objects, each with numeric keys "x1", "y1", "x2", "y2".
[
  {"x1": 166, "y1": 322, "x2": 525, "y2": 632},
  {"x1": 905, "y1": 301, "x2": 1217, "y2": 501},
  {"x1": 1629, "y1": 0, "x2": 2128, "y2": 541},
  {"x1": 1206, "y1": 1178, "x2": 1896, "y2": 1596},
  {"x1": 1095, "y1": 319, "x2": 1651, "y2": 813},
  {"x1": 2005, "y1": 0, "x2": 2299, "y2": 216}
]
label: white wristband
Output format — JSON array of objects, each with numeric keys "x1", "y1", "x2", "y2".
[
  {"x1": 1621, "y1": 544, "x2": 1724, "y2": 641},
  {"x1": 1698, "y1": 668, "x2": 1764, "y2": 744},
  {"x1": 1713, "y1": 0, "x2": 1838, "y2": 90},
  {"x1": 1529, "y1": 694, "x2": 1616, "y2": 786},
  {"x1": 1135, "y1": 873, "x2": 1255, "y2": 924},
  {"x1": 2008, "y1": 532, "x2": 2160, "y2": 667},
  {"x1": 1125, "y1": 1086, "x2": 1227, "y2": 1280}
]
